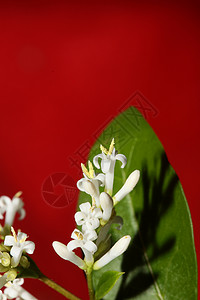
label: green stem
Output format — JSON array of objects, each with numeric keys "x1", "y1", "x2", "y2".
[
  {"x1": 40, "y1": 275, "x2": 80, "y2": 300},
  {"x1": 86, "y1": 270, "x2": 95, "y2": 300}
]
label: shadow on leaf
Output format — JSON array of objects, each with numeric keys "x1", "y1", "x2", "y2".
[{"x1": 116, "y1": 152, "x2": 177, "y2": 299}]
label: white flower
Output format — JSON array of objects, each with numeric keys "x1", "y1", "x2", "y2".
[
  {"x1": 75, "y1": 202, "x2": 102, "y2": 232},
  {"x1": 99, "y1": 192, "x2": 113, "y2": 224},
  {"x1": 0, "y1": 192, "x2": 25, "y2": 226},
  {"x1": 53, "y1": 241, "x2": 86, "y2": 269},
  {"x1": 113, "y1": 170, "x2": 140, "y2": 205},
  {"x1": 53, "y1": 229, "x2": 98, "y2": 268},
  {"x1": 67, "y1": 229, "x2": 97, "y2": 264},
  {"x1": 4, "y1": 278, "x2": 37, "y2": 300},
  {"x1": 77, "y1": 161, "x2": 105, "y2": 207},
  {"x1": 93, "y1": 235, "x2": 131, "y2": 270},
  {"x1": 93, "y1": 139, "x2": 127, "y2": 195},
  {"x1": 4, "y1": 278, "x2": 24, "y2": 299},
  {"x1": 4, "y1": 228, "x2": 35, "y2": 267}
]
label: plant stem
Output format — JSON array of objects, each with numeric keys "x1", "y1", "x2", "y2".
[
  {"x1": 86, "y1": 270, "x2": 95, "y2": 300},
  {"x1": 40, "y1": 275, "x2": 80, "y2": 300}
]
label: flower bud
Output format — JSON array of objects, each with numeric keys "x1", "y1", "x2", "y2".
[
  {"x1": 93, "y1": 235, "x2": 131, "y2": 270},
  {"x1": 82, "y1": 180, "x2": 97, "y2": 197},
  {"x1": 113, "y1": 170, "x2": 140, "y2": 204},
  {"x1": 6, "y1": 269, "x2": 17, "y2": 281},
  {"x1": 100, "y1": 192, "x2": 113, "y2": 224},
  {"x1": 52, "y1": 241, "x2": 86, "y2": 269},
  {"x1": 0, "y1": 252, "x2": 11, "y2": 267},
  {"x1": 20, "y1": 256, "x2": 30, "y2": 269}
]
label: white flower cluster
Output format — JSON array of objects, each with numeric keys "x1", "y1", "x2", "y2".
[
  {"x1": 53, "y1": 139, "x2": 140, "y2": 271},
  {"x1": 0, "y1": 279, "x2": 37, "y2": 300},
  {"x1": 0, "y1": 193, "x2": 36, "y2": 299}
]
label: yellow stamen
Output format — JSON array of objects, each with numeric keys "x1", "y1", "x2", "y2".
[
  {"x1": 11, "y1": 227, "x2": 17, "y2": 243},
  {"x1": 100, "y1": 145, "x2": 108, "y2": 155},
  {"x1": 81, "y1": 162, "x2": 95, "y2": 179},
  {"x1": 81, "y1": 163, "x2": 90, "y2": 177},
  {"x1": 14, "y1": 191, "x2": 22, "y2": 198},
  {"x1": 88, "y1": 161, "x2": 94, "y2": 178},
  {"x1": 100, "y1": 138, "x2": 115, "y2": 156},
  {"x1": 108, "y1": 138, "x2": 115, "y2": 155},
  {"x1": 20, "y1": 236, "x2": 28, "y2": 243},
  {"x1": 75, "y1": 231, "x2": 83, "y2": 240}
]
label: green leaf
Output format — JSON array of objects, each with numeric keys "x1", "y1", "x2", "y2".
[
  {"x1": 95, "y1": 271, "x2": 124, "y2": 300},
  {"x1": 78, "y1": 107, "x2": 197, "y2": 299}
]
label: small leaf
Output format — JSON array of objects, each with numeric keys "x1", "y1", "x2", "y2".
[{"x1": 95, "y1": 271, "x2": 124, "y2": 300}]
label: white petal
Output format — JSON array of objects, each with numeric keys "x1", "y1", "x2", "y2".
[
  {"x1": 79, "y1": 202, "x2": 91, "y2": 214},
  {"x1": 74, "y1": 211, "x2": 85, "y2": 226},
  {"x1": 10, "y1": 247, "x2": 23, "y2": 267},
  {"x1": 100, "y1": 192, "x2": 113, "y2": 222},
  {"x1": 0, "y1": 196, "x2": 11, "y2": 206},
  {"x1": 13, "y1": 278, "x2": 24, "y2": 286},
  {"x1": 23, "y1": 241, "x2": 35, "y2": 254},
  {"x1": 18, "y1": 208, "x2": 26, "y2": 220},
  {"x1": 93, "y1": 154, "x2": 103, "y2": 169},
  {"x1": 82, "y1": 224, "x2": 87, "y2": 232},
  {"x1": 16, "y1": 287, "x2": 38, "y2": 300},
  {"x1": 71, "y1": 229, "x2": 82, "y2": 240},
  {"x1": 17, "y1": 287, "x2": 38, "y2": 300},
  {"x1": 52, "y1": 241, "x2": 68, "y2": 259},
  {"x1": 101, "y1": 159, "x2": 111, "y2": 173},
  {"x1": 4, "y1": 286, "x2": 18, "y2": 298},
  {"x1": 83, "y1": 218, "x2": 99, "y2": 231},
  {"x1": 67, "y1": 240, "x2": 81, "y2": 251},
  {"x1": 89, "y1": 218, "x2": 100, "y2": 230},
  {"x1": 76, "y1": 179, "x2": 85, "y2": 192},
  {"x1": 82, "y1": 181, "x2": 97, "y2": 197},
  {"x1": 82, "y1": 248, "x2": 93, "y2": 264},
  {"x1": 52, "y1": 241, "x2": 85, "y2": 269},
  {"x1": 84, "y1": 230, "x2": 97, "y2": 241},
  {"x1": 12, "y1": 197, "x2": 23, "y2": 210},
  {"x1": 4, "y1": 235, "x2": 15, "y2": 246},
  {"x1": 95, "y1": 174, "x2": 105, "y2": 186},
  {"x1": 84, "y1": 241, "x2": 97, "y2": 254},
  {"x1": 115, "y1": 154, "x2": 127, "y2": 168},
  {"x1": 93, "y1": 208, "x2": 103, "y2": 219}
]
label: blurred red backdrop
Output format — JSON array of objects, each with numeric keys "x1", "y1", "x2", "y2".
[{"x1": 0, "y1": 1, "x2": 199, "y2": 299}]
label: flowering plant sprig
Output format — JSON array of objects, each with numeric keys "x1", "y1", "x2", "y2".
[
  {"x1": 0, "y1": 193, "x2": 80, "y2": 300},
  {"x1": 53, "y1": 139, "x2": 140, "y2": 299},
  {"x1": 0, "y1": 193, "x2": 38, "y2": 299},
  {"x1": 0, "y1": 138, "x2": 140, "y2": 299}
]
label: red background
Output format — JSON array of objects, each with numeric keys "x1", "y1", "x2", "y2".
[{"x1": 0, "y1": 1, "x2": 199, "y2": 299}]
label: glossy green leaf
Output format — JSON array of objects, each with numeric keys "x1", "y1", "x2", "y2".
[
  {"x1": 95, "y1": 271, "x2": 124, "y2": 300},
  {"x1": 78, "y1": 107, "x2": 197, "y2": 300}
]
